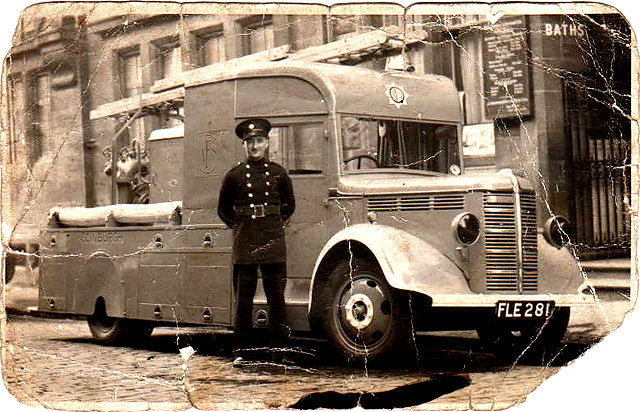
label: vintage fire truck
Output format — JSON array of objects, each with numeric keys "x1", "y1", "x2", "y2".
[{"x1": 37, "y1": 54, "x2": 593, "y2": 363}]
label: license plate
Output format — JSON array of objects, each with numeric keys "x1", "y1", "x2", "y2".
[{"x1": 495, "y1": 301, "x2": 555, "y2": 319}]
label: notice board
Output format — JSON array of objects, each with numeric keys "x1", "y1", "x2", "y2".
[{"x1": 483, "y1": 16, "x2": 532, "y2": 119}]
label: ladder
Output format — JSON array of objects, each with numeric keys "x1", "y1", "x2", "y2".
[{"x1": 89, "y1": 26, "x2": 427, "y2": 120}]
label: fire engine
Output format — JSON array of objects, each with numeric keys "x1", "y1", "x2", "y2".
[{"x1": 37, "y1": 30, "x2": 592, "y2": 363}]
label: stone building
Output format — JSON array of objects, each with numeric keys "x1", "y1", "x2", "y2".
[
  {"x1": 2, "y1": 12, "x2": 88, "y2": 245},
  {"x1": 2, "y1": 6, "x2": 632, "y2": 265}
]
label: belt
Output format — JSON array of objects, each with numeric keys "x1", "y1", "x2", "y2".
[{"x1": 235, "y1": 205, "x2": 281, "y2": 218}]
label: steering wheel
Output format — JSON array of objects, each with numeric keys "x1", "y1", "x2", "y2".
[{"x1": 343, "y1": 154, "x2": 380, "y2": 169}]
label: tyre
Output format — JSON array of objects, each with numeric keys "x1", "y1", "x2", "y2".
[
  {"x1": 88, "y1": 300, "x2": 154, "y2": 345},
  {"x1": 477, "y1": 307, "x2": 570, "y2": 363},
  {"x1": 320, "y1": 259, "x2": 413, "y2": 365}
]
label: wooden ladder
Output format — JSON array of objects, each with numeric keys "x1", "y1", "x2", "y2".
[{"x1": 89, "y1": 26, "x2": 427, "y2": 120}]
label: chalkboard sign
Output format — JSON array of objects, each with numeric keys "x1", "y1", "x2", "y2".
[{"x1": 483, "y1": 16, "x2": 531, "y2": 119}]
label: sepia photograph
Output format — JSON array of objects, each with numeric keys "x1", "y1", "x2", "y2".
[{"x1": 1, "y1": 1, "x2": 637, "y2": 410}]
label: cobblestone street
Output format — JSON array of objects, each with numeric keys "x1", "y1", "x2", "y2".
[
  {"x1": 0, "y1": 310, "x2": 626, "y2": 411},
  {"x1": 1, "y1": 266, "x2": 635, "y2": 410}
]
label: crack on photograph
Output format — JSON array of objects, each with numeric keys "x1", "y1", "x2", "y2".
[{"x1": 1, "y1": 1, "x2": 637, "y2": 411}]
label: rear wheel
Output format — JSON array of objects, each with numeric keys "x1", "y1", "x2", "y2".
[
  {"x1": 477, "y1": 308, "x2": 570, "y2": 362},
  {"x1": 321, "y1": 259, "x2": 413, "y2": 365},
  {"x1": 88, "y1": 300, "x2": 153, "y2": 345}
]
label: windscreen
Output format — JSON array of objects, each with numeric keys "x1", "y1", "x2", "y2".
[{"x1": 341, "y1": 116, "x2": 459, "y2": 173}]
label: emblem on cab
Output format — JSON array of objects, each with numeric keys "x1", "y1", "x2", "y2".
[{"x1": 385, "y1": 83, "x2": 409, "y2": 109}]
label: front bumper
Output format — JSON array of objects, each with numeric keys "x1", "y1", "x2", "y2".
[{"x1": 430, "y1": 290, "x2": 595, "y2": 308}]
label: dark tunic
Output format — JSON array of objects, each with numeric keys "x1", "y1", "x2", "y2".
[{"x1": 217, "y1": 159, "x2": 295, "y2": 264}]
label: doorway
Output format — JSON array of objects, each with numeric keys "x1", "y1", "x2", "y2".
[{"x1": 564, "y1": 83, "x2": 631, "y2": 258}]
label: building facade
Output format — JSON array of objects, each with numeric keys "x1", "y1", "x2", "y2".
[{"x1": 2, "y1": 7, "x2": 631, "y2": 259}]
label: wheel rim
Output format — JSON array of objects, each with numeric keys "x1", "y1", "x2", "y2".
[{"x1": 334, "y1": 274, "x2": 394, "y2": 352}]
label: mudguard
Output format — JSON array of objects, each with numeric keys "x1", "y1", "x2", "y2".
[
  {"x1": 74, "y1": 251, "x2": 125, "y2": 316},
  {"x1": 309, "y1": 224, "x2": 473, "y2": 311},
  {"x1": 537, "y1": 234, "x2": 589, "y2": 294}
]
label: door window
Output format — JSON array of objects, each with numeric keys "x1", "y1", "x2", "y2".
[{"x1": 268, "y1": 122, "x2": 324, "y2": 174}]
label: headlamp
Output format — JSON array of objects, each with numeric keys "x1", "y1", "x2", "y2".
[
  {"x1": 543, "y1": 216, "x2": 572, "y2": 249},
  {"x1": 452, "y1": 213, "x2": 480, "y2": 245}
]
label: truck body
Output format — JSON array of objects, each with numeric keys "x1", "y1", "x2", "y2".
[{"x1": 38, "y1": 62, "x2": 592, "y2": 361}]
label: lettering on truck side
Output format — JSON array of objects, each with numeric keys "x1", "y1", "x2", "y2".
[{"x1": 80, "y1": 232, "x2": 124, "y2": 244}]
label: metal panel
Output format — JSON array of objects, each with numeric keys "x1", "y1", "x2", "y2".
[
  {"x1": 198, "y1": 63, "x2": 461, "y2": 123},
  {"x1": 148, "y1": 136, "x2": 183, "y2": 203},
  {"x1": 138, "y1": 252, "x2": 182, "y2": 305},
  {"x1": 38, "y1": 259, "x2": 69, "y2": 311},
  {"x1": 183, "y1": 251, "x2": 232, "y2": 324},
  {"x1": 235, "y1": 76, "x2": 327, "y2": 117}
]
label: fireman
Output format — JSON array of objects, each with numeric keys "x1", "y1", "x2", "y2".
[{"x1": 217, "y1": 118, "x2": 296, "y2": 366}]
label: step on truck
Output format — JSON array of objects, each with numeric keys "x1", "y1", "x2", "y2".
[{"x1": 38, "y1": 61, "x2": 593, "y2": 363}]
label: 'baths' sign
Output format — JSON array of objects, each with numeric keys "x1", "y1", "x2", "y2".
[
  {"x1": 543, "y1": 21, "x2": 586, "y2": 38},
  {"x1": 531, "y1": 15, "x2": 590, "y2": 72}
]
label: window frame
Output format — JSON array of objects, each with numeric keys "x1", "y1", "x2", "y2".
[
  {"x1": 7, "y1": 75, "x2": 24, "y2": 164},
  {"x1": 151, "y1": 36, "x2": 181, "y2": 81},
  {"x1": 329, "y1": 15, "x2": 401, "y2": 41},
  {"x1": 238, "y1": 15, "x2": 275, "y2": 56},
  {"x1": 244, "y1": 115, "x2": 327, "y2": 175},
  {"x1": 114, "y1": 45, "x2": 147, "y2": 146},
  {"x1": 192, "y1": 25, "x2": 225, "y2": 67},
  {"x1": 337, "y1": 113, "x2": 461, "y2": 175},
  {"x1": 116, "y1": 45, "x2": 142, "y2": 99},
  {"x1": 29, "y1": 72, "x2": 52, "y2": 157}
]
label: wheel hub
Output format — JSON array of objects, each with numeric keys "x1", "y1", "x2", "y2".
[
  {"x1": 337, "y1": 276, "x2": 393, "y2": 347},
  {"x1": 344, "y1": 293, "x2": 374, "y2": 329}
]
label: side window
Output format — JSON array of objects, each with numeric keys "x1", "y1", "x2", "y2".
[
  {"x1": 268, "y1": 126, "x2": 287, "y2": 166},
  {"x1": 268, "y1": 122, "x2": 324, "y2": 174}
]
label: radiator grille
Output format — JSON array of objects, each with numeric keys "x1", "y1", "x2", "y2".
[
  {"x1": 484, "y1": 192, "x2": 538, "y2": 292},
  {"x1": 520, "y1": 192, "x2": 538, "y2": 291},
  {"x1": 367, "y1": 194, "x2": 464, "y2": 212}
]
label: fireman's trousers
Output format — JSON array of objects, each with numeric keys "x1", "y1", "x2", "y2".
[{"x1": 232, "y1": 263, "x2": 289, "y2": 355}]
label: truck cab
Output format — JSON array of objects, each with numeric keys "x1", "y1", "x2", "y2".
[{"x1": 39, "y1": 61, "x2": 592, "y2": 363}]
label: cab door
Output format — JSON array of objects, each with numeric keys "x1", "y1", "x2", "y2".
[
  {"x1": 268, "y1": 118, "x2": 330, "y2": 285},
  {"x1": 233, "y1": 76, "x2": 331, "y2": 328}
]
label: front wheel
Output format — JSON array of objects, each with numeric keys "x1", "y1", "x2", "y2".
[{"x1": 321, "y1": 259, "x2": 413, "y2": 365}]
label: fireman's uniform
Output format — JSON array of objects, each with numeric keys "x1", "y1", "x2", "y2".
[{"x1": 217, "y1": 119, "x2": 295, "y2": 357}]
